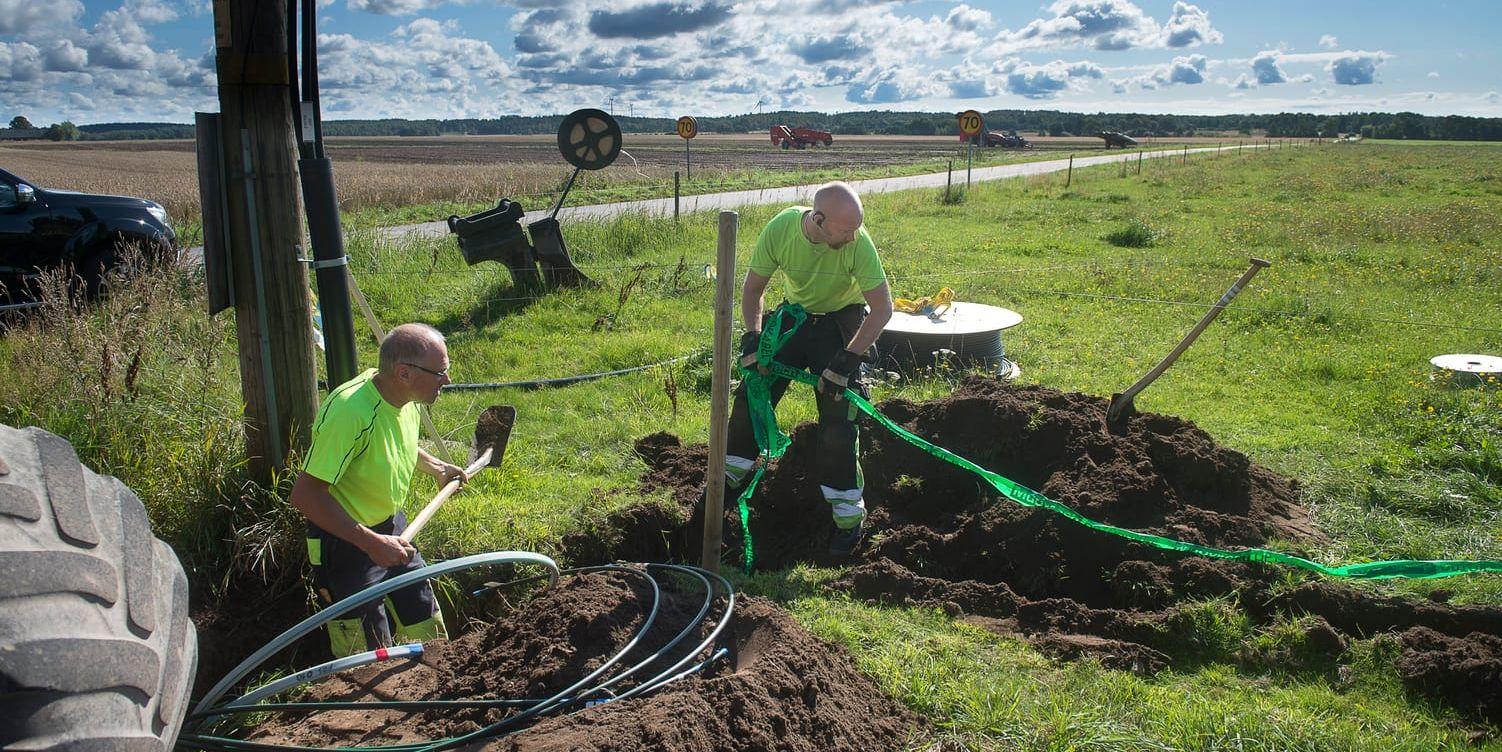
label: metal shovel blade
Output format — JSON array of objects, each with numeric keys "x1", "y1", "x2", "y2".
[{"x1": 473, "y1": 405, "x2": 516, "y2": 468}]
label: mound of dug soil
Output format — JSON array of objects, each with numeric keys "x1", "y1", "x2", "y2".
[
  {"x1": 247, "y1": 571, "x2": 922, "y2": 751},
  {"x1": 615, "y1": 377, "x2": 1502, "y2": 724}
]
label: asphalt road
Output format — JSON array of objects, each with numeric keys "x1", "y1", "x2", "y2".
[{"x1": 380, "y1": 143, "x2": 1270, "y2": 244}]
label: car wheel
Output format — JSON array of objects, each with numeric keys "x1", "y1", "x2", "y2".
[{"x1": 0, "y1": 424, "x2": 198, "y2": 751}]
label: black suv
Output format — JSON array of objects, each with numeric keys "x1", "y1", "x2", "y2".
[{"x1": 1, "y1": 167, "x2": 176, "y2": 304}]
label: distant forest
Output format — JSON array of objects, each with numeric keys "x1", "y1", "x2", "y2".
[{"x1": 78, "y1": 109, "x2": 1502, "y2": 142}]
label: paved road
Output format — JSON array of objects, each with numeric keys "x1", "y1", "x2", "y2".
[{"x1": 381, "y1": 143, "x2": 1271, "y2": 243}]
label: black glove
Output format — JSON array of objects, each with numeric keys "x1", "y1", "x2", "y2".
[
  {"x1": 818, "y1": 349, "x2": 863, "y2": 399},
  {"x1": 739, "y1": 330, "x2": 762, "y2": 369}
]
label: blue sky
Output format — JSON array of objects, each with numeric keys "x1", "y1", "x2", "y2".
[{"x1": 1, "y1": 0, "x2": 1498, "y2": 125}]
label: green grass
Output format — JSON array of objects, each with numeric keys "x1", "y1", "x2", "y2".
[{"x1": 3, "y1": 142, "x2": 1499, "y2": 747}]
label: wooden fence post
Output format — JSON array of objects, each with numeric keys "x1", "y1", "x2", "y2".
[{"x1": 702, "y1": 211, "x2": 738, "y2": 572}]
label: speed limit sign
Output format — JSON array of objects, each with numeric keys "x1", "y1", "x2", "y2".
[
  {"x1": 957, "y1": 109, "x2": 983, "y2": 138},
  {"x1": 676, "y1": 116, "x2": 698, "y2": 140}
]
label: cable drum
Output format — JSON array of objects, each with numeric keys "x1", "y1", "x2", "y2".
[
  {"x1": 876, "y1": 301, "x2": 1023, "y2": 379},
  {"x1": 1429, "y1": 353, "x2": 1502, "y2": 387}
]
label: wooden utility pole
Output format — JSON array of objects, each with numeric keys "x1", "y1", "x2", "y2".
[
  {"x1": 701, "y1": 211, "x2": 738, "y2": 572},
  {"x1": 213, "y1": 0, "x2": 317, "y2": 479}
]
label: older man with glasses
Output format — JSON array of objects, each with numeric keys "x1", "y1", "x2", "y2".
[{"x1": 290, "y1": 322, "x2": 468, "y2": 657}]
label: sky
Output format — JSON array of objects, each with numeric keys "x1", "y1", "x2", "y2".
[{"x1": 1, "y1": 0, "x2": 1499, "y2": 126}]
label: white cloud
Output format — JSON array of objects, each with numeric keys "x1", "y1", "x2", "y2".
[
  {"x1": 0, "y1": 41, "x2": 43, "y2": 82},
  {"x1": 945, "y1": 4, "x2": 992, "y2": 32},
  {"x1": 991, "y1": 0, "x2": 1221, "y2": 54},
  {"x1": 846, "y1": 65, "x2": 941, "y2": 104},
  {"x1": 43, "y1": 40, "x2": 88, "y2": 72},
  {"x1": 1161, "y1": 2, "x2": 1220, "y2": 47},
  {"x1": 1001, "y1": 58, "x2": 1104, "y2": 99},
  {"x1": 1230, "y1": 73, "x2": 1254, "y2": 90},
  {"x1": 0, "y1": 0, "x2": 83, "y2": 34},
  {"x1": 1117, "y1": 53, "x2": 1206, "y2": 90},
  {"x1": 1250, "y1": 50, "x2": 1286, "y2": 84},
  {"x1": 1328, "y1": 51, "x2": 1386, "y2": 85},
  {"x1": 1427, "y1": 71, "x2": 1439, "y2": 78},
  {"x1": 1318, "y1": 34, "x2": 1337, "y2": 49},
  {"x1": 125, "y1": 0, "x2": 180, "y2": 24},
  {"x1": 346, "y1": 0, "x2": 452, "y2": 14},
  {"x1": 1486, "y1": 91, "x2": 1499, "y2": 104}
]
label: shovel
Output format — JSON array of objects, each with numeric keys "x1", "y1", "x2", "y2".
[
  {"x1": 401, "y1": 405, "x2": 516, "y2": 543},
  {"x1": 1106, "y1": 258, "x2": 1269, "y2": 424}
]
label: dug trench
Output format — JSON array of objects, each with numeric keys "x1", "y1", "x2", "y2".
[
  {"x1": 219, "y1": 376, "x2": 1497, "y2": 748},
  {"x1": 242, "y1": 571, "x2": 924, "y2": 751},
  {"x1": 597, "y1": 376, "x2": 1502, "y2": 727}
]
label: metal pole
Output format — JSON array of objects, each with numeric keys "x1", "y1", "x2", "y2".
[
  {"x1": 1137, "y1": 149, "x2": 1143, "y2": 175},
  {"x1": 1066, "y1": 154, "x2": 1073, "y2": 189},
  {"x1": 966, "y1": 142, "x2": 973, "y2": 189},
  {"x1": 702, "y1": 210, "x2": 738, "y2": 572},
  {"x1": 674, "y1": 171, "x2": 680, "y2": 221},
  {"x1": 945, "y1": 159, "x2": 952, "y2": 202},
  {"x1": 1183, "y1": 144, "x2": 1188, "y2": 165},
  {"x1": 300, "y1": 157, "x2": 358, "y2": 388},
  {"x1": 685, "y1": 139, "x2": 691, "y2": 181}
]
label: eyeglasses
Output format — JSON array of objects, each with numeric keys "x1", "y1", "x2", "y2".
[{"x1": 402, "y1": 362, "x2": 449, "y2": 379}]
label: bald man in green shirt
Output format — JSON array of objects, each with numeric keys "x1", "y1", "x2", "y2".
[
  {"x1": 290, "y1": 323, "x2": 468, "y2": 657},
  {"x1": 720, "y1": 181, "x2": 893, "y2": 558}
]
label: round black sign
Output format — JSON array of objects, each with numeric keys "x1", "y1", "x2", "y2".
[{"x1": 557, "y1": 108, "x2": 622, "y2": 170}]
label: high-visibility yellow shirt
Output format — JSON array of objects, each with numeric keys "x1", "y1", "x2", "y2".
[
  {"x1": 303, "y1": 369, "x2": 419, "y2": 526},
  {"x1": 749, "y1": 206, "x2": 886, "y2": 314}
]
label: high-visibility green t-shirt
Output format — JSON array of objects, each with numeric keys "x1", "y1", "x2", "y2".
[
  {"x1": 748, "y1": 206, "x2": 886, "y2": 314},
  {"x1": 302, "y1": 369, "x2": 420, "y2": 527}
]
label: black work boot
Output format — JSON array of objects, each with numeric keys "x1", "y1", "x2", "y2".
[{"x1": 827, "y1": 520, "x2": 865, "y2": 558}]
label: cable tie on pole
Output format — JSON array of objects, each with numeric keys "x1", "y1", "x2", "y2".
[{"x1": 301, "y1": 253, "x2": 354, "y2": 268}]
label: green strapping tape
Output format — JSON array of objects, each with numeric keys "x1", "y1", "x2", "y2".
[{"x1": 740, "y1": 304, "x2": 1502, "y2": 581}]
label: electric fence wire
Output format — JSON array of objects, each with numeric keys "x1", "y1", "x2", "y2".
[
  {"x1": 180, "y1": 559, "x2": 735, "y2": 752},
  {"x1": 364, "y1": 256, "x2": 1501, "y2": 337}
]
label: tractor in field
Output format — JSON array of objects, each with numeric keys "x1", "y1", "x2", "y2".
[
  {"x1": 770, "y1": 125, "x2": 833, "y2": 149},
  {"x1": 1097, "y1": 131, "x2": 1139, "y2": 148},
  {"x1": 963, "y1": 131, "x2": 1031, "y2": 149}
]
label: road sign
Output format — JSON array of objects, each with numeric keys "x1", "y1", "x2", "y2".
[
  {"x1": 676, "y1": 115, "x2": 698, "y2": 140},
  {"x1": 958, "y1": 109, "x2": 983, "y2": 138}
]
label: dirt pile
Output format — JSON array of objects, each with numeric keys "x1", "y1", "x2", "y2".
[
  {"x1": 246, "y1": 571, "x2": 921, "y2": 751},
  {"x1": 618, "y1": 377, "x2": 1502, "y2": 724}
]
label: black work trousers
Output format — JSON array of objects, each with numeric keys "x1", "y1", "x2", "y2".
[{"x1": 725, "y1": 304, "x2": 870, "y2": 526}]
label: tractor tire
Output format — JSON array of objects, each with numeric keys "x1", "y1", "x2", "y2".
[{"x1": 0, "y1": 424, "x2": 197, "y2": 751}]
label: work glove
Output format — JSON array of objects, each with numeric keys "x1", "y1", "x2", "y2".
[
  {"x1": 817, "y1": 349, "x2": 864, "y2": 401},
  {"x1": 739, "y1": 330, "x2": 763, "y2": 371}
]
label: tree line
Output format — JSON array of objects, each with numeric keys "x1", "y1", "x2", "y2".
[
  {"x1": 3, "y1": 115, "x2": 81, "y2": 141},
  {"x1": 52, "y1": 109, "x2": 1502, "y2": 142}
]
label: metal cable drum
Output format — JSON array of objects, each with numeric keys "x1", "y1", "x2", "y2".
[{"x1": 876, "y1": 301, "x2": 1023, "y2": 379}]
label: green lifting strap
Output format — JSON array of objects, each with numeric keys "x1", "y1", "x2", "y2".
[{"x1": 739, "y1": 303, "x2": 1502, "y2": 581}]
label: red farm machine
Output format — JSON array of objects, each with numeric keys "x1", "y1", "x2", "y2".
[{"x1": 770, "y1": 125, "x2": 833, "y2": 149}]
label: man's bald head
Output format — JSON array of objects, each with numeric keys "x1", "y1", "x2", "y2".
[
  {"x1": 378, "y1": 323, "x2": 446, "y2": 376},
  {"x1": 812, "y1": 181, "x2": 863, "y2": 226},
  {"x1": 808, "y1": 181, "x2": 865, "y2": 250}
]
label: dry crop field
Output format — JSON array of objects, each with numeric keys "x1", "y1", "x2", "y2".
[{"x1": 0, "y1": 132, "x2": 1233, "y2": 229}]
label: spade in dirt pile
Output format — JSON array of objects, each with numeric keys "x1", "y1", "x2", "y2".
[
  {"x1": 401, "y1": 405, "x2": 515, "y2": 543},
  {"x1": 447, "y1": 108, "x2": 622, "y2": 291},
  {"x1": 1107, "y1": 258, "x2": 1269, "y2": 426}
]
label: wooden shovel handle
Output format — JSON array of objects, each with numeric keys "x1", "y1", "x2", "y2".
[
  {"x1": 400, "y1": 448, "x2": 492, "y2": 543},
  {"x1": 1110, "y1": 258, "x2": 1269, "y2": 418}
]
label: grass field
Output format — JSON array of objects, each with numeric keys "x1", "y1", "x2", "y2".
[{"x1": 2, "y1": 140, "x2": 1499, "y2": 749}]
